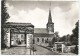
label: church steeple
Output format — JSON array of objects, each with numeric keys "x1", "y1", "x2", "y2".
[
  {"x1": 48, "y1": 8, "x2": 52, "y2": 23},
  {"x1": 46, "y1": 2, "x2": 54, "y2": 34}
]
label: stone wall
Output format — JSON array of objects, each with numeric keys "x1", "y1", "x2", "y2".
[
  {"x1": 63, "y1": 45, "x2": 76, "y2": 53},
  {"x1": 4, "y1": 28, "x2": 11, "y2": 47}
]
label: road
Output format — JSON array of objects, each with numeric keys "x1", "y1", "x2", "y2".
[
  {"x1": 33, "y1": 44, "x2": 59, "y2": 55},
  {"x1": 1, "y1": 44, "x2": 59, "y2": 55}
]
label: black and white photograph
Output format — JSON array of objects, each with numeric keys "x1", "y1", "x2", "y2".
[{"x1": 1, "y1": 0, "x2": 79, "y2": 55}]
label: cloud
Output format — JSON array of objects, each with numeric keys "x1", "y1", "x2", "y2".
[
  {"x1": 52, "y1": 7, "x2": 68, "y2": 36},
  {"x1": 64, "y1": 2, "x2": 79, "y2": 28},
  {"x1": 6, "y1": 3, "x2": 48, "y2": 28},
  {"x1": 51, "y1": 2, "x2": 79, "y2": 36},
  {"x1": 6, "y1": 1, "x2": 78, "y2": 37}
]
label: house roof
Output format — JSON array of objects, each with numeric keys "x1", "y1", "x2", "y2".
[{"x1": 34, "y1": 28, "x2": 47, "y2": 33}]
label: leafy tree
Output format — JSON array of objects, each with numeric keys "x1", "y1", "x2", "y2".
[
  {"x1": 1, "y1": 0, "x2": 10, "y2": 49},
  {"x1": 65, "y1": 34, "x2": 71, "y2": 46},
  {"x1": 70, "y1": 21, "x2": 79, "y2": 54},
  {"x1": 70, "y1": 21, "x2": 79, "y2": 45},
  {"x1": 54, "y1": 32, "x2": 59, "y2": 42},
  {"x1": 52, "y1": 37, "x2": 57, "y2": 44},
  {"x1": 1, "y1": 0, "x2": 9, "y2": 24},
  {"x1": 45, "y1": 39, "x2": 48, "y2": 43},
  {"x1": 50, "y1": 32, "x2": 59, "y2": 46},
  {"x1": 48, "y1": 41, "x2": 53, "y2": 47}
]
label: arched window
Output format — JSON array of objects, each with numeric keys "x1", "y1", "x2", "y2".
[
  {"x1": 21, "y1": 35, "x2": 23, "y2": 38},
  {"x1": 16, "y1": 35, "x2": 18, "y2": 37},
  {"x1": 33, "y1": 39, "x2": 35, "y2": 44},
  {"x1": 37, "y1": 38, "x2": 39, "y2": 42},
  {"x1": 47, "y1": 38, "x2": 48, "y2": 41},
  {"x1": 42, "y1": 38, "x2": 44, "y2": 42},
  {"x1": 45, "y1": 38, "x2": 48, "y2": 43}
]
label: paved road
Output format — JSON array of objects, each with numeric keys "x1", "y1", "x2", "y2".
[
  {"x1": 1, "y1": 44, "x2": 59, "y2": 55},
  {"x1": 33, "y1": 44, "x2": 59, "y2": 55},
  {"x1": 1, "y1": 47, "x2": 27, "y2": 55}
]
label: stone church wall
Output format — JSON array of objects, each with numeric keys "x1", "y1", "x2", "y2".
[{"x1": 34, "y1": 37, "x2": 53, "y2": 47}]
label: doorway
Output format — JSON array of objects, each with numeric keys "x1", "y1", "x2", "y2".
[{"x1": 11, "y1": 33, "x2": 26, "y2": 46}]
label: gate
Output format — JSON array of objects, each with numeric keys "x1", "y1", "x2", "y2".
[{"x1": 11, "y1": 33, "x2": 26, "y2": 46}]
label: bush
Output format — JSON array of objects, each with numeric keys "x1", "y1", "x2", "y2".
[
  {"x1": 63, "y1": 46, "x2": 68, "y2": 53},
  {"x1": 71, "y1": 45, "x2": 78, "y2": 54},
  {"x1": 66, "y1": 43, "x2": 71, "y2": 46},
  {"x1": 74, "y1": 45, "x2": 78, "y2": 54},
  {"x1": 31, "y1": 47, "x2": 36, "y2": 52}
]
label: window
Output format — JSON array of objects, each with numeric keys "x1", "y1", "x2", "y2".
[
  {"x1": 21, "y1": 35, "x2": 23, "y2": 38},
  {"x1": 16, "y1": 35, "x2": 18, "y2": 37},
  {"x1": 37, "y1": 38, "x2": 39, "y2": 42},
  {"x1": 42, "y1": 38, "x2": 44, "y2": 42},
  {"x1": 45, "y1": 38, "x2": 48, "y2": 43},
  {"x1": 47, "y1": 38, "x2": 48, "y2": 41}
]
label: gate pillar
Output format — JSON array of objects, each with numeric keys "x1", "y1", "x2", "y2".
[
  {"x1": 26, "y1": 34, "x2": 33, "y2": 48},
  {"x1": 4, "y1": 28, "x2": 11, "y2": 48}
]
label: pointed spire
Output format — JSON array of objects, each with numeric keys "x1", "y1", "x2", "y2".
[{"x1": 48, "y1": 2, "x2": 52, "y2": 23}]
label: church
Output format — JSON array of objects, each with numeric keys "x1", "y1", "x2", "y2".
[{"x1": 34, "y1": 8, "x2": 55, "y2": 47}]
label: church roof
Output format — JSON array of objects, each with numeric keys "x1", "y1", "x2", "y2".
[
  {"x1": 34, "y1": 33, "x2": 54, "y2": 37},
  {"x1": 34, "y1": 28, "x2": 54, "y2": 37},
  {"x1": 34, "y1": 28, "x2": 47, "y2": 33}
]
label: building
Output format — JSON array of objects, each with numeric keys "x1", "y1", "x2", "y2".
[
  {"x1": 3, "y1": 22, "x2": 34, "y2": 48},
  {"x1": 33, "y1": 7, "x2": 55, "y2": 47},
  {"x1": 47, "y1": 8, "x2": 54, "y2": 34}
]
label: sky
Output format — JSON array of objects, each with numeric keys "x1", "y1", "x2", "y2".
[{"x1": 6, "y1": 0, "x2": 79, "y2": 37}]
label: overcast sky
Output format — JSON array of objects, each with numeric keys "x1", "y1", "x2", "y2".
[{"x1": 6, "y1": 1, "x2": 79, "y2": 37}]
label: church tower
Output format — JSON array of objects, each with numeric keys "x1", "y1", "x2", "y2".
[{"x1": 46, "y1": 3, "x2": 54, "y2": 34}]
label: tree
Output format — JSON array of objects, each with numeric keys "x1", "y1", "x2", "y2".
[
  {"x1": 70, "y1": 21, "x2": 79, "y2": 45},
  {"x1": 54, "y1": 32, "x2": 59, "y2": 42},
  {"x1": 52, "y1": 37, "x2": 57, "y2": 44},
  {"x1": 48, "y1": 41, "x2": 53, "y2": 47},
  {"x1": 1, "y1": 0, "x2": 10, "y2": 49},
  {"x1": 59, "y1": 35, "x2": 66, "y2": 42},
  {"x1": 1, "y1": 0, "x2": 9, "y2": 24},
  {"x1": 50, "y1": 32, "x2": 59, "y2": 47},
  {"x1": 69, "y1": 21, "x2": 79, "y2": 54}
]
